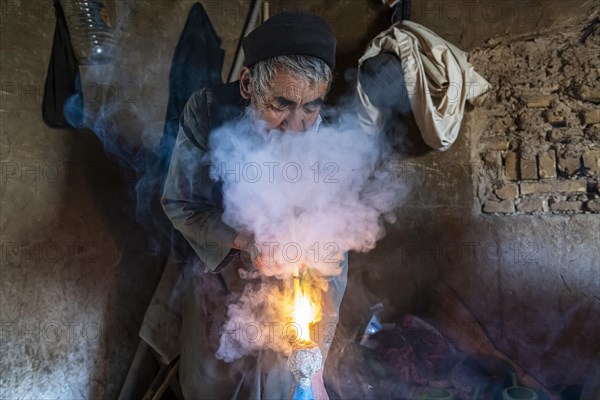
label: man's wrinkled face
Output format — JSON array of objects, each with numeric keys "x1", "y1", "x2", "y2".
[{"x1": 240, "y1": 67, "x2": 329, "y2": 132}]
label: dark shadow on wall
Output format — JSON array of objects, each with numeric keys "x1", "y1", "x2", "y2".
[
  {"x1": 53, "y1": 127, "x2": 167, "y2": 399},
  {"x1": 431, "y1": 211, "x2": 600, "y2": 390}
]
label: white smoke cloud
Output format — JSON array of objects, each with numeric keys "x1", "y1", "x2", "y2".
[
  {"x1": 215, "y1": 280, "x2": 294, "y2": 362},
  {"x1": 209, "y1": 111, "x2": 408, "y2": 277}
]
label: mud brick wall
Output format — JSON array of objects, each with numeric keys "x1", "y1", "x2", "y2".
[{"x1": 471, "y1": 17, "x2": 600, "y2": 214}]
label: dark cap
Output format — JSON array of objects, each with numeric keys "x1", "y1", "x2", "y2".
[{"x1": 242, "y1": 11, "x2": 336, "y2": 69}]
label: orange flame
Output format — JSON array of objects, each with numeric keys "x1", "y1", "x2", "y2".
[{"x1": 291, "y1": 276, "x2": 319, "y2": 344}]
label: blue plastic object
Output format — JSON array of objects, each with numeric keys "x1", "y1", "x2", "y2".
[
  {"x1": 63, "y1": 74, "x2": 86, "y2": 129},
  {"x1": 290, "y1": 382, "x2": 314, "y2": 400}
]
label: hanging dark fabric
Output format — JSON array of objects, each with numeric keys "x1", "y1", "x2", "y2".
[
  {"x1": 159, "y1": 2, "x2": 224, "y2": 174},
  {"x1": 391, "y1": 0, "x2": 412, "y2": 23},
  {"x1": 42, "y1": 0, "x2": 80, "y2": 128}
]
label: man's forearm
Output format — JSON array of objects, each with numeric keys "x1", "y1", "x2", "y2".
[{"x1": 162, "y1": 128, "x2": 239, "y2": 271}]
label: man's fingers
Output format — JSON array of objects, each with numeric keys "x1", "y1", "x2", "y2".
[{"x1": 255, "y1": 255, "x2": 278, "y2": 276}]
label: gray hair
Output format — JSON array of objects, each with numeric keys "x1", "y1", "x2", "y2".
[{"x1": 249, "y1": 55, "x2": 333, "y2": 101}]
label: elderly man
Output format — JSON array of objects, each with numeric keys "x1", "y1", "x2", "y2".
[{"x1": 161, "y1": 11, "x2": 347, "y2": 400}]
